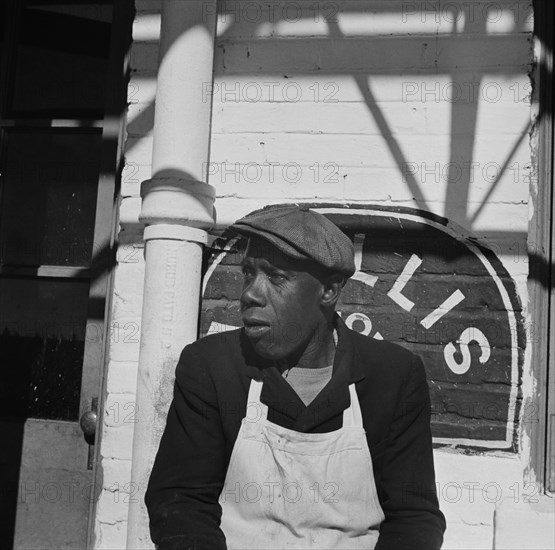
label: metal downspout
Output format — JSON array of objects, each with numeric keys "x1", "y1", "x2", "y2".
[{"x1": 126, "y1": 1, "x2": 218, "y2": 546}]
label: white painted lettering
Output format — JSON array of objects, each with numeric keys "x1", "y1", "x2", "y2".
[
  {"x1": 444, "y1": 327, "x2": 491, "y2": 374},
  {"x1": 387, "y1": 254, "x2": 423, "y2": 312},
  {"x1": 421, "y1": 289, "x2": 465, "y2": 329}
]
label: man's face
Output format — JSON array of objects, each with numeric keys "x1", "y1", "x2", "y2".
[{"x1": 240, "y1": 239, "x2": 327, "y2": 360}]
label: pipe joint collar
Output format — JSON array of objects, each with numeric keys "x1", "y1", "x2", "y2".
[
  {"x1": 143, "y1": 224, "x2": 209, "y2": 244},
  {"x1": 139, "y1": 177, "x2": 216, "y2": 229}
]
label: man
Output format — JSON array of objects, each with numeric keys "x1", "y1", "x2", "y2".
[{"x1": 146, "y1": 205, "x2": 446, "y2": 550}]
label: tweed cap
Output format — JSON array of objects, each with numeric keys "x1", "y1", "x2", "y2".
[{"x1": 229, "y1": 205, "x2": 356, "y2": 277}]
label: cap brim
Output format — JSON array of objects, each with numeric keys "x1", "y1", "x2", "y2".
[{"x1": 229, "y1": 224, "x2": 311, "y2": 262}]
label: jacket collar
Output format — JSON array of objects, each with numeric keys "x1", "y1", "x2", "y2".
[{"x1": 240, "y1": 314, "x2": 366, "y2": 430}]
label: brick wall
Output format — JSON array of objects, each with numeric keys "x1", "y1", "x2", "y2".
[
  {"x1": 94, "y1": 1, "x2": 555, "y2": 548},
  {"x1": 92, "y1": 1, "x2": 158, "y2": 548}
]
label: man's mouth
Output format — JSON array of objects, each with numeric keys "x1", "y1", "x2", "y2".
[
  {"x1": 242, "y1": 318, "x2": 272, "y2": 339},
  {"x1": 244, "y1": 325, "x2": 271, "y2": 339}
]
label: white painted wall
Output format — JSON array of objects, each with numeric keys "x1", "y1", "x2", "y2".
[
  {"x1": 92, "y1": 2, "x2": 156, "y2": 546},
  {"x1": 94, "y1": 1, "x2": 554, "y2": 548}
]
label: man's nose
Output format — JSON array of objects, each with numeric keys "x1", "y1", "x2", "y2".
[{"x1": 240, "y1": 275, "x2": 266, "y2": 307}]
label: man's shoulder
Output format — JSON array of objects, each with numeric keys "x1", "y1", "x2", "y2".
[
  {"x1": 175, "y1": 328, "x2": 246, "y2": 384},
  {"x1": 196, "y1": 327, "x2": 243, "y2": 346},
  {"x1": 182, "y1": 327, "x2": 243, "y2": 358}
]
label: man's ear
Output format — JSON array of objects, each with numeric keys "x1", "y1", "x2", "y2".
[{"x1": 320, "y1": 273, "x2": 345, "y2": 308}]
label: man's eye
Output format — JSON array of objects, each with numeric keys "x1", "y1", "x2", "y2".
[{"x1": 268, "y1": 272, "x2": 285, "y2": 283}]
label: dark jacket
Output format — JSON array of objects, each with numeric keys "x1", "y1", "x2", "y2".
[{"x1": 146, "y1": 316, "x2": 446, "y2": 550}]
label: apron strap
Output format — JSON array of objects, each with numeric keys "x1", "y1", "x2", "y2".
[
  {"x1": 343, "y1": 384, "x2": 364, "y2": 428},
  {"x1": 245, "y1": 379, "x2": 268, "y2": 423}
]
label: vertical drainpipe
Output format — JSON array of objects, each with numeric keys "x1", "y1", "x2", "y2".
[{"x1": 126, "y1": 1, "x2": 217, "y2": 547}]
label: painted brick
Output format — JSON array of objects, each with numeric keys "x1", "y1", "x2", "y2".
[
  {"x1": 442, "y1": 522, "x2": 494, "y2": 550},
  {"x1": 214, "y1": 177, "x2": 350, "y2": 201},
  {"x1": 95, "y1": 487, "x2": 130, "y2": 525},
  {"x1": 216, "y1": 1, "x2": 533, "y2": 39},
  {"x1": 441, "y1": 494, "x2": 496, "y2": 549},
  {"x1": 416, "y1": 347, "x2": 515, "y2": 384},
  {"x1": 126, "y1": 74, "x2": 156, "y2": 139},
  {"x1": 208, "y1": 141, "x2": 530, "y2": 208},
  {"x1": 212, "y1": 74, "x2": 374, "y2": 103},
  {"x1": 467, "y1": 202, "x2": 529, "y2": 233},
  {"x1": 126, "y1": 103, "x2": 155, "y2": 137},
  {"x1": 108, "y1": 317, "x2": 141, "y2": 363},
  {"x1": 494, "y1": 496, "x2": 555, "y2": 549},
  {"x1": 394, "y1": 74, "x2": 532, "y2": 105},
  {"x1": 200, "y1": 301, "x2": 242, "y2": 336},
  {"x1": 432, "y1": 452, "x2": 529, "y2": 548},
  {"x1": 211, "y1": 73, "x2": 532, "y2": 103},
  {"x1": 135, "y1": 0, "x2": 162, "y2": 13},
  {"x1": 133, "y1": 12, "x2": 161, "y2": 42},
  {"x1": 121, "y1": 162, "x2": 152, "y2": 198},
  {"x1": 111, "y1": 263, "x2": 145, "y2": 319},
  {"x1": 100, "y1": 424, "x2": 135, "y2": 461},
  {"x1": 212, "y1": 100, "x2": 531, "y2": 137},
  {"x1": 125, "y1": 135, "x2": 153, "y2": 164},
  {"x1": 433, "y1": 416, "x2": 508, "y2": 441},
  {"x1": 430, "y1": 382, "x2": 515, "y2": 419},
  {"x1": 103, "y1": 393, "x2": 138, "y2": 428},
  {"x1": 424, "y1": 100, "x2": 531, "y2": 136},
  {"x1": 209, "y1": 134, "x2": 529, "y2": 169},
  {"x1": 434, "y1": 450, "x2": 522, "y2": 487},
  {"x1": 100, "y1": 458, "x2": 133, "y2": 490},
  {"x1": 209, "y1": 186, "x2": 528, "y2": 231},
  {"x1": 335, "y1": 307, "x2": 519, "y2": 346},
  {"x1": 209, "y1": 199, "x2": 530, "y2": 253},
  {"x1": 203, "y1": 267, "x2": 243, "y2": 300},
  {"x1": 116, "y1": 242, "x2": 145, "y2": 265},
  {"x1": 342, "y1": 274, "x2": 519, "y2": 309},
  {"x1": 215, "y1": 35, "x2": 531, "y2": 74},
  {"x1": 441, "y1": 489, "x2": 496, "y2": 524},
  {"x1": 370, "y1": 317, "x2": 517, "y2": 354},
  {"x1": 111, "y1": 293, "x2": 143, "y2": 325},
  {"x1": 135, "y1": 0, "x2": 161, "y2": 12},
  {"x1": 119, "y1": 196, "x2": 143, "y2": 231},
  {"x1": 128, "y1": 75, "x2": 157, "y2": 105},
  {"x1": 361, "y1": 308, "x2": 518, "y2": 343},
  {"x1": 130, "y1": 42, "x2": 160, "y2": 73},
  {"x1": 212, "y1": 101, "x2": 428, "y2": 135},
  {"x1": 106, "y1": 361, "x2": 139, "y2": 395},
  {"x1": 431, "y1": 417, "x2": 510, "y2": 445},
  {"x1": 95, "y1": 519, "x2": 127, "y2": 550}
]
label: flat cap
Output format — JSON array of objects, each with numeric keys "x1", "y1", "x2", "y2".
[{"x1": 229, "y1": 205, "x2": 356, "y2": 277}]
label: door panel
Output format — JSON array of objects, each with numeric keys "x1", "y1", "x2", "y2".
[
  {"x1": 0, "y1": 276, "x2": 89, "y2": 420},
  {"x1": 8, "y1": 1, "x2": 112, "y2": 118},
  {"x1": 12, "y1": 420, "x2": 91, "y2": 550},
  {"x1": 0, "y1": 130, "x2": 102, "y2": 268},
  {"x1": 0, "y1": 1, "x2": 131, "y2": 547}
]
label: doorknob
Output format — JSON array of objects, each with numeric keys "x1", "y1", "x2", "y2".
[
  {"x1": 80, "y1": 409, "x2": 98, "y2": 437},
  {"x1": 80, "y1": 397, "x2": 98, "y2": 469}
]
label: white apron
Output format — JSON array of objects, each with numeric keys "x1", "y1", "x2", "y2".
[{"x1": 219, "y1": 379, "x2": 385, "y2": 549}]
